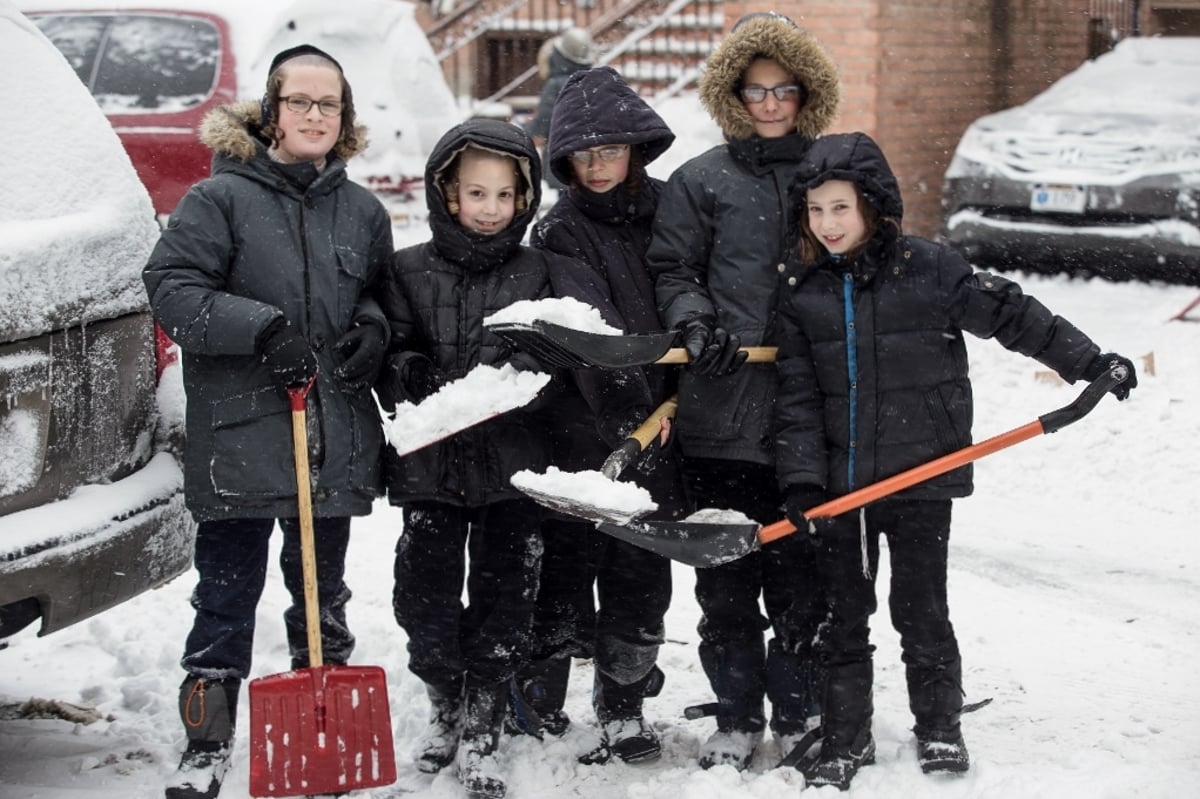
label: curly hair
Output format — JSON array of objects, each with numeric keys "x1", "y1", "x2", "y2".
[
  {"x1": 440, "y1": 145, "x2": 530, "y2": 217},
  {"x1": 259, "y1": 53, "x2": 362, "y2": 159}
]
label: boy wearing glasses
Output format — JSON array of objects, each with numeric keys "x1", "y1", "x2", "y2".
[
  {"x1": 646, "y1": 13, "x2": 841, "y2": 771},
  {"x1": 514, "y1": 65, "x2": 684, "y2": 764},
  {"x1": 144, "y1": 44, "x2": 393, "y2": 799}
]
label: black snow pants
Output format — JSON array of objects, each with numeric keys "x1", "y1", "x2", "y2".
[
  {"x1": 684, "y1": 457, "x2": 826, "y2": 734},
  {"x1": 393, "y1": 499, "x2": 543, "y2": 687}
]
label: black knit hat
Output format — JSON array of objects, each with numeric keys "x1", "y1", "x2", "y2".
[{"x1": 267, "y1": 44, "x2": 343, "y2": 76}]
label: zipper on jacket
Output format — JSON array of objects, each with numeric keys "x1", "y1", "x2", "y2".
[{"x1": 842, "y1": 272, "x2": 859, "y2": 490}]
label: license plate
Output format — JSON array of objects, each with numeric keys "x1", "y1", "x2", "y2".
[{"x1": 1030, "y1": 184, "x2": 1086, "y2": 214}]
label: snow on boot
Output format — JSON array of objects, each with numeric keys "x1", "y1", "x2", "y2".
[
  {"x1": 917, "y1": 727, "x2": 970, "y2": 774},
  {"x1": 776, "y1": 724, "x2": 823, "y2": 771},
  {"x1": 602, "y1": 716, "x2": 662, "y2": 764},
  {"x1": 414, "y1": 679, "x2": 463, "y2": 774},
  {"x1": 698, "y1": 725, "x2": 764, "y2": 771},
  {"x1": 165, "y1": 675, "x2": 239, "y2": 799},
  {"x1": 456, "y1": 679, "x2": 508, "y2": 799},
  {"x1": 803, "y1": 729, "x2": 875, "y2": 792}
]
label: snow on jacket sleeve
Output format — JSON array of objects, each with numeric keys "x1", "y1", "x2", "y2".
[{"x1": 143, "y1": 184, "x2": 282, "y2": 354}]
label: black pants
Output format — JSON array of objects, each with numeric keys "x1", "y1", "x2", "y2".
[
  {"x1": 684, "y1": 457, "x2": 825, "y2": 727},
  {"x1": 393, "y1": 499, "x2": 542, "y2": 686},
  {"x1": 533, "y1": 517, "x2": 672, "y2": 686},
  {"x1": 816, "y1": 498, "x2": 959, "y2": 671},
  {"x1": 181, "y1": 516, "x2": 354, "y2": 679}
]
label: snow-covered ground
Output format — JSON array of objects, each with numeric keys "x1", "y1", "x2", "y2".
[{"x1": 3, "y1": 88, "x2": 1200, "y2": 799}]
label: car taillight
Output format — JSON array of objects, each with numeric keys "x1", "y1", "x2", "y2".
[{"x1": 154, "y1": 323, "x2": 178, "y2": 382}]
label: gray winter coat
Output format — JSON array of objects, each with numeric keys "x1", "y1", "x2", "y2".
[
  {"x1": 775, "y1": 132, "x2": 1100, "y2": 498},
  {"x1": 143, "y1": 101, "x2": 394, "y2": 522},
  {"x1": 647, "y1": 13, "x2": 841, "y2": 465}
]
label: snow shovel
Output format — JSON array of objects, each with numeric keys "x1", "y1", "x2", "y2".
[
  {"x1": 512, "y1": 395, "x2": 678, "y2": 524},
  {"x1": 596, "y1": 363, "x2": 1131, "y2": 568},
  {"x1": 248, "y1": 381, "x2": 396, "y2": 797},
  {"x1": 487, "y1": 318, "x2": 777, "y2": 369}
]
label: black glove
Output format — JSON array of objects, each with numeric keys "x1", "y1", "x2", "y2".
[
  {"x1": 259, "y1": 318, "x2": 317, "y2": 389},
  {"x1": 1081, "y1": 351, "x2": 1138, "y2": 401},
  {"x1": 784, "y1": 485, "x2": 831, "y2": 535},
  {"x1": 333, "y1": 322, "x2": 387, "y2": 389},
  {"x1": 401, "y1": 353, "x2": 442, "y2": 401},
  {"x1": 681, "y1": 316, "x2": 749, "y2": 377}
]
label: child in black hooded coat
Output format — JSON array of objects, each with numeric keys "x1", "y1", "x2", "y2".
[{"x1": 774, "y1": 131, "x2": 1138, "y2": 790}]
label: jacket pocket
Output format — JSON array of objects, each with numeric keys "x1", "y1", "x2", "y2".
[
  {"x1": 210, "y1": 388, "x2": 295, "y2": 501},
  {"x1": 334, "y1": 244, "x2": 369, "y2": 327},
  {"x1": 677, "y1": 366, "x2": 775, "y2": 446},
  {"x1": 923, "y1": 382, "x2": 970, "y2": 454}
]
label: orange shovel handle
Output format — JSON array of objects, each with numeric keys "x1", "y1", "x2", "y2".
[{"x1": 758, "y1": 420, "x2": 1045, "y2": 545}]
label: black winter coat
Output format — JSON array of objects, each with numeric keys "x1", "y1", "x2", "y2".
[
  {"x1": 143, "y1": 101, "x2": 393, "y2": 522},
  {"x1": 379, "y1": 118, "x2": 576, "y2": 506},
  {"x1": 775, "y1": 132, "x2": 1101, "y2": 498},
  {"x1": 647, "y1": 15, "x2": 841, "y2": 466}
]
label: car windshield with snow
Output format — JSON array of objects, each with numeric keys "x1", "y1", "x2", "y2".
[
  {"x1": 941, "y1": 36, "x2": 1200, "y2": 286},
  {"x1": 0, "y1": 4, "x2": 194, "y2": 642}
]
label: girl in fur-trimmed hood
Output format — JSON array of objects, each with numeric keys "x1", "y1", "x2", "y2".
[{"x1": 645, "y1": 12, "x2": 841, "y2": 774}]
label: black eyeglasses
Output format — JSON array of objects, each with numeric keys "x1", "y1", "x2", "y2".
[
  {"x1": 568, "y1": 144, "x2": 630, "y2": 165},
  {"x1": 280, "y1": 95, "x2": 343, "y2": 117},
  {"x1": 739, "y1": 85, "x2": 802, "y2": 104}
]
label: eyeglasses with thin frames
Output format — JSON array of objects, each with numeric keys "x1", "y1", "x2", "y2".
[
  {"x1": 280, "y1": 95, "x2": 343, "y2": 117},
  {"x1": 739, "y1": 85, "x2": 802, "y2": 104},
  {"x1": 568, "y1": 144, "x2": 630, "y2": 165}
]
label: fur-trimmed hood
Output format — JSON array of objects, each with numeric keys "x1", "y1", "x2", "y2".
[
  {"x1": 699, "y1": 12, "x2": 841, "y2": 141},
  {"x1": 198, "y1": 100, "x2": 369, "y2": 163}
]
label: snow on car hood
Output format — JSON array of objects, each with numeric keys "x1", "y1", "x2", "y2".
[
  {"x1": 949, "y1": 36, "x2": 1200, "y2": 186},
  {"x1": 0, "y1": 4, "x2": 158, "y2": 341}
]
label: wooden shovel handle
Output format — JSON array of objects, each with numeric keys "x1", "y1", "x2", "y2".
[
  {"x1": 629, "y1": 394, "x2": 678, "y2": 449},
  {"x1": 288, "y1": 380, "x2": 322, "y2": 668},
  {"x1": 655, "y1": 346, "x2": 778, "y2": 365}
]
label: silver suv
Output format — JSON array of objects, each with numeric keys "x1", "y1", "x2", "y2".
[{"x1": 0, "y1": 2, "x2": 194, "y2": 642}]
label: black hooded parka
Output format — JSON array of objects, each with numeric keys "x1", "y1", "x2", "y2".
[
  {"x1": 647, "y1": 14, "x2": 841, "y2": 465},
  {"x1": 143, "y1": 101, "x2": 394, "y2": 522},
  {"x1": 775, "y1": 132, "x2": 1102, "y2": 498},
  {"x1": 378, "y1": 118, "x2": 577, "y2": 506}
]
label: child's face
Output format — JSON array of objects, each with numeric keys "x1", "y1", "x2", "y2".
[
  {"x1": 741, "y1": 58, "x2": 800, "y2": 139},
  {"x1": 569, "y1": 144, "x2": 631, "y2": 194},
  {"x1": 806, "y1": 180, "x2": 867, "y2": 255},
  {"x1": 454, "y1": 151, "x2": 518, "y2": 235},
  {"x1": 272, "y1": 64, "x2": 343, "y2": 164}
]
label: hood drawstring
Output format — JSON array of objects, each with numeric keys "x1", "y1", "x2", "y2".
[{"x1": 859, "y1": 508, "x2": 871, "y2": 580}]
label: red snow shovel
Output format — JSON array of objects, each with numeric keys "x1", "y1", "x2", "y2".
[
  {"x1": 596, "y1": 363, "x2": 1131, "y2": 567},
  {"x1": 248, "y1": 381, "x2": 396, "y2": 797}
]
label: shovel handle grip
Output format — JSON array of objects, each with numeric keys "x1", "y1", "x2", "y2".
[
  {"x1": 655, "y1": 346, "x2": 777, "y2": 365},
  {"x1": 757, "y1": 364, "x2": 1129, "y2": 547},
  {"x1": 600, "y1": 395, "x2": 678, "y2": 480}
]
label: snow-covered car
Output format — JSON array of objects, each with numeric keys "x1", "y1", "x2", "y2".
[
  {"x1": 0, "y1": 1, "x2": 194, "y2": 642},
  {"x1": 17, "y1": 0, "x2": 463, "y2": 224},
  {"x1": 941, "y1": 37, "x2": 1200, "y2": 286}
]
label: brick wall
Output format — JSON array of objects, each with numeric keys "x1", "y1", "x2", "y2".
[{"x1": 722, "y1": 0, "x2": 1092, "y2": 237}]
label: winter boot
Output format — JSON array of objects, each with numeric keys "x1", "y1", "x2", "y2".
[
  {"x1": 591, "y1": 666, "x2": 665, "y2": 764},
  {"x1": 801, "y1": 661, "x2": 875, "y2": 791},
  {"x1": 506, "y1": 656, "x2": 571, "y2": 738},
  {"x1": 697, "y1": 641, "x2": 767, "y2": 771},
  {"x1": 414, "y1": 677, "x2": 464, "y2": 774},
  {"x1": 766, "y1": 638, "x2": 824, "y2": 765},
  {"x1": 456, "y1": 677, "x2": 508, "y2": 799},
  {"x1": 908, "y1": 658, "x2": 969, "y2": 774},
  {"x1": 165, "y1": 675, "x2": 240, "y2": 799}
]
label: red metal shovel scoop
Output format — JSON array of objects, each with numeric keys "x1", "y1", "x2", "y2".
[{"x1": 248, "y1": 382, "x2": 396, "y2": 797}]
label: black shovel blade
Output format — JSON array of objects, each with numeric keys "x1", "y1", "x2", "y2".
[
  {"x1": 596, "y1": 518, "x2": 761, "y2": 568},
  {"x1": 487, "y1": 320, "x2": 678, "y2": 369},
  {"x1": 518, "y1": 484, "x2": 652, "y2": 526}
]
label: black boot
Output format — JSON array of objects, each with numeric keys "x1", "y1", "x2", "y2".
[
  {"x1": 506, "y1": 656, "x2": 571, "y2": 738},
  {"x1": 909, "y1": 659, "x2": 970, "y2": 774},
  {"x1": 414, "y1": 677, "x2": 464, "y2": 774},
  {"x1": 456, "y1": 678, "x2": 508, "y2": 799},
  {"x1": 165, "y1": 675, "x2": 240, "y2": 799},
  {"x1": 591, "y1": 666, "x2": 665, "y2": 764},
  {"x1": 697, "y1": 642, "x2": 766, "y2": 771},
  {"x1": 802, "y1": 661, "x2": 875, "y2": 791},
  {"x1": 766, "y1": 638, "x2": 824, "y2": 764}
]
